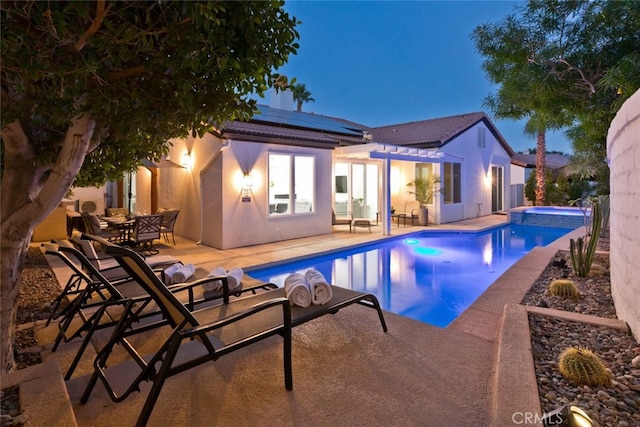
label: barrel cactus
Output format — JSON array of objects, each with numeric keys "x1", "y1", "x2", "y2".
[
  {"x1": 548, "y1": 279, "x2": 580, "y2": 298},
  {"x1": 558, "y1": 347, "x2": 612, "y2": 386}
]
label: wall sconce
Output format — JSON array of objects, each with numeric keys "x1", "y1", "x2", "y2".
[
  {"x1": 242, "y1": 173, "x2": 253, "y2": 200},
  {"x1": 181, "y1": 152, "x2": 194, "y2": 170},
  {"x1": 484, "y1": 172, "x2": 492, "y2": 188},
  {"x1": 242, "y1": 173, "x2": 254, "y2": 189}
]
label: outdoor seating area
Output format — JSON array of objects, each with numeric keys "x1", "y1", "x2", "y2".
[
  {"x1": 22, "y1": 215, "x2": 574, "y2": 426},
  {"x1": 69, "y1": 208, "x2": 180, "y2": 256}
]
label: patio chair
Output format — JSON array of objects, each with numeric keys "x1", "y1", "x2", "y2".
[
  {"x1": 159, "y1": 209, "x2": 179, "y2": 245},
  {"x1": 332, "y1": 208, "x2": 352, "y2": 232},
  {"x1": 81, "y1": 213, "x2": 121, "y2": 242},
  {"x1": 44, "y1": 240, "x2": 276, "y2": 380},
  {"x1": 80, "y1": 239, "x2": 388, "y2": 426},
  {"x1": 131, "y1": 214, "x2": 162, "y2": 255}
]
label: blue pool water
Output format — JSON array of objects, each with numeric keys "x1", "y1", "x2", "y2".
[
  {"x1": 247, "y1": 224, "x2": 570, "y2": 328},
  {"x1": 524, "y1": 206, "x2": 589, "y2": 217}
]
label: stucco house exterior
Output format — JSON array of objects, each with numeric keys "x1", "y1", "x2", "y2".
[{"x1": 119, "y1": 91, "x2": 514, "y2": 250}]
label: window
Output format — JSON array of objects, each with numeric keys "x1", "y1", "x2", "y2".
[
  {"x1": 477, "y1": 127, "x2": 486, "y2": 148},
  {"x1": 415, "y1": 163, "x2": 433, "y2": 180},
  {"x1": 443, "y1": 162, "x2": 461, "y2": 204},
  {"x1": 268, "y1": 153, "x2": 315, "y2": 215}
]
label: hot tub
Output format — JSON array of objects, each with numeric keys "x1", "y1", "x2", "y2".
[{"x1": 509, "y1": 206, "x2": 590, "y2": 229}]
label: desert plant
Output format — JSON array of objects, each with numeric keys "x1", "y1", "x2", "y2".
[
  {"x1": 558, "y1": 347, "x2": 612, "y2": 386},
  {"x1": 570, "y1": 200, "x2": 602, "y2": 277},
  {"x1": 588, "y1": 263, "x2": 608, "y2": 276},
  {"x1": 407, "y1": 175, "x2": 441, "y2": 207},
  {"x1": 548, "y1": 279, "x2": 580, "y2": 298}
]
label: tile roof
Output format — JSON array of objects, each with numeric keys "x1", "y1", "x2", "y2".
[
  {"x1": 220, "y1": 106, "x2": 514, "y2": 156},
  {"x1": 370, "y1": 112, "x2": 487, "y2": 146}
]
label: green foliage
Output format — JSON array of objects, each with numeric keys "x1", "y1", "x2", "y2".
[
  {"x1": 569, "y1": 200, "x2": 603, "y2": 277},
  {"x1": 524, "y1": 168, "x2": 592, "y2": 206},
  {"x1": 548, "y1": 279, "x2": 579, "y2": 298},
  {"x1": 407, "y1": 175, "x2": 441, "y2": 207},
  {"x1": 290, "y1": 83, "x2": 315, "y2": 112},
  {"x1": 1, "y1": 1, "x2": 300, "y2": 186},
  {"x1": 472, "y1": 0, "x2": 640, "y2": 193},
  {"x1": 558, "y1": 347, "x2": 612, "y2": 386}
]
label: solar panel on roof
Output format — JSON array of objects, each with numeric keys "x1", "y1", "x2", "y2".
[{"x1": 253, "y1": 105, "x2": 365, "y2": 136}]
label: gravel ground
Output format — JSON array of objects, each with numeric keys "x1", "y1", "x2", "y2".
[
  {"x1": 522, "y1": 231, "x2": 640, "y2": 426},
  {"x1": 2, "y1": 247, "x2": 63, "y2": 426}
]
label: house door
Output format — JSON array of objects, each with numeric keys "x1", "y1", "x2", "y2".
[
  {"x1": 334, "y1": 162, "x2": 379, "y2": 220},
  {"x1": 491, "y1": 166, "x2": 503, "y2": 212},
  {"x1": 123, "y1": 172, "x2": 137, "y2": 213}
]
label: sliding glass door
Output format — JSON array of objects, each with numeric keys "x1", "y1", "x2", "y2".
[{"x1": 334, "y1": 162, "x2": 378, "y2": 221}]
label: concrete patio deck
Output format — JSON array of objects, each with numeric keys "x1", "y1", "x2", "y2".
[{"x1": 15, "y1": 215, "x2": 612, "y2": 426}]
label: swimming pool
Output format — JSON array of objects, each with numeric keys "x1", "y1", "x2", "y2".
[{"x1": 247, "y1": 224, "x2": 570, "y2": 328}]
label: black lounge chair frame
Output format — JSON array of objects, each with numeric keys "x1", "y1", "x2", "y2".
[
  {"x1": 80, "y1": 238, "x2": 388, "y2": 427},
  {"x1": 43, "y1": 239, "x2": 277, "y2": 380}
]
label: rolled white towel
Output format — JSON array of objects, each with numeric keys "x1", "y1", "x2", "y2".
[
  {"x1": 171, "y1": 263, "x2": 196, "y2": 284},
  {"x1": 163, "y1": 263, "x2": 184, "y2": 285},
  {"x1": 284, "y1": 273, "x2": 312, "y2": 308},
  {"x1": 226, "y1": 267, "x2": 244, "y2": 292},
  {"x1": 203, "y1": 267, "x2": 227, "y2": 292},
  {"x1": 305, "y1": 268, "x2": 333, "y2": 305}
]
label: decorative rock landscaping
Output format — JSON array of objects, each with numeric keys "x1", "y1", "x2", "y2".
[{"x1": 523, "y1": 247, "x2": 640, "y2": 426}]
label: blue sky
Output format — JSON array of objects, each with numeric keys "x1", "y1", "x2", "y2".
[{"x1": 262, "y1": 0, "x2": 572, "y2": 154}]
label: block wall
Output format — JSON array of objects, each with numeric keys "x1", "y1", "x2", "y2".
[{"x1": 607, "y1": 89, "x2": 640, "y2": 341}]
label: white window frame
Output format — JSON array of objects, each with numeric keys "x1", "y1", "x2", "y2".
[{"x1": 268, "y1": 153, "x2": 315, "y2": 216}]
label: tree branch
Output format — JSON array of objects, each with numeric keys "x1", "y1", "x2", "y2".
[
  {"x1": 108, "y1": 65, "x2": 146, "y2": 80},
  {"x1": 75, "y1": 0, "x2": 112, "y2": 51}
]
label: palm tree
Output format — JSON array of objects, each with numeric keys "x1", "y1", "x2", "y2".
[{"x1": 290, "y1": 83, "x2": 314, "y2": 112}]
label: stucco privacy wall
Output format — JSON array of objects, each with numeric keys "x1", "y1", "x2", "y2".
[
  {"x1": 158, "y1": 132, "x2": 223, "y2": 243},
  {"x1": 607, "y1": 88, "x2": 640, "y2": 341}
]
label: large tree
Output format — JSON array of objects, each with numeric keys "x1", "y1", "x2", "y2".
[
  {"x1": 0, "y1": 0, "x2": 299, "y2": 373},
  {"x1": 473, "y1": 0, "x2": 640, "y2": 201}
]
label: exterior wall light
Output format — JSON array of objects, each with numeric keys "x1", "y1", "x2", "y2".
[
  {"x1": 181, "y1": 152, "x2": 194, "y2": 170},
  {"x1": 242, "y1": 173, "x2": 254, "y2": 189},
  {"x1": 484, "y1": 172, "x2": 492, "y2": 188},
  {"x1": 242, "y1": 173, "x2": 253, "y2": 201}
]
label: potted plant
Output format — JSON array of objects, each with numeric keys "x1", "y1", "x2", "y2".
[
  {"x1": 407, "y1": 175, "x2": 441, "y2": 225},
  {"x1": 390, "y1": 206, "x2": 396, "y2": 214}
]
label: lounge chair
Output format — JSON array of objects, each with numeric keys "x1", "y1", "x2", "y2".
[
  {"x1": 332, "y1": 208, "x2": 352, "y2": 232},
  {"x1": 43, "y1": 240, "x2": 277, "y2": 380},
  {"x1": 80, "y1": 239, "x2": 388, "y2": 426},
  {"x1": 70, "y1": 234, "x2": 179, "y2": 283}
]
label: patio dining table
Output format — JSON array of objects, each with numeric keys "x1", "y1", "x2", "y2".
[{"x1": 102, "y1": 216, "x2": 135, "y2": 245}]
